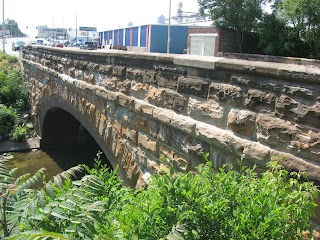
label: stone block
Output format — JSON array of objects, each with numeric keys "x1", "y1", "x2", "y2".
[
  {"x1": 276, "y1": 95, "x2": 320, "y2": 129},
  {"x1": 271, "y1": 149, "x2": 320, "y2": 183},
  {"x1": 228, "y1": 109, "x2": 257, "y2": 139},
  {"x1": 118, "y1": 94, "x2": 135, "y2": 110},
  {"x1": 126, "y1": 68, "x2": 144, "y2": 82},
  {"x1": 98, "y1": 64, "x2": 113, "y2": 74},
  {"x1": 153, "y1": 108, "x2": 196, "y2": 135},
  {"x1": 118, "y1": 141, "x2": 141, "y2": 188},
  {"x1": 256, "y1": 113, "x2": 299, "y2": 149},
  {"x1": 134, "y1": 99, "x2": 154, "y2": 116},
  {"x1": 244, "y1": 89, "x2": 275, "y2": 112},
  {"x1": 134, "y1": 115, "x2": 158, "y2": 137},
  {"x1": 104, "y1": 77, "x2": 118, "y2": 91},
  {"x1": 117, "y1": 79, "x2": 132, "y2": 94},
  {"x1": 188, "y1": 97, "x2": 226, "y2": 128},
  {"x1": 146, "y1": 87, "x2": 165, "y2": 107},
  {"x1": 156, "y1": 74, "x2": 178, "y2": 90},
  {"x1": 130, "y1": 81, "x2": 149, "y2": 100},
  {"x1": 209, "y1": 82, "x2": 243, "y2": 107},
  {"x1": 112, "y1": 66, "x2": 126, "y2": 78},
  {"x1": 196, "y1": 122, "x2": 233, "y2": 150},
  {"x1": 163, "y1": 90, "x2": 187, "y2": 113},
  {"x1": 98, "y1": 114, "x2": 107, "y2": 136},
  {"x1": 160, "y1": 143, "x2": 192, "y2": 172},
  {"x1": 177, "y1": 77, "x2": 209, "y2": 98},
  {"x1": 242, "y1": 142, "x2": 271, "y2": 168},
  {"x1": 121, "y1": 126, "x2": 138, "y2": 143},
  {"x1": 143, "y1": 70, "x2": 157, "y2": 85},
  {"x1": 114, "y1": 107, "x2": 134, "y2": 128},
  {"x1": 138, "y1": 132, "x2": 159, "y2": 157}
]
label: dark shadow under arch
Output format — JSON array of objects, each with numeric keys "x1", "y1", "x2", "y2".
[{"x1": 36, "y1": 96, "x2": 129, "y2": 185}]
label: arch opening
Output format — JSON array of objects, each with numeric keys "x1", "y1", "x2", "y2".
[{"x1": 40, "y1": 107, "x2": 113, "y2": 171}]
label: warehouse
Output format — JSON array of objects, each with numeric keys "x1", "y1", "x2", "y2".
[{"x1": 99, "y1": 24, "x2": 189, "y2": 54}]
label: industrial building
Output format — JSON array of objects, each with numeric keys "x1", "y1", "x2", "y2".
[{"x1": 99, "y1": 24, "x2": 190, "y2": 54}]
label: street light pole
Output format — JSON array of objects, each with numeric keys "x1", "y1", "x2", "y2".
[
  {"x1": 76, "y1": 14, "x2": 78, "y2": 44},
  {"x1": 2, "y1": 0, "x2": 5, "y2": 53},
  {"x1": 166, "y1": 0, "x2": 171, "y2": 54}
]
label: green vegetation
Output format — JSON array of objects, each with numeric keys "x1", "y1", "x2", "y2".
[
  {"x1": 0, "y1": 67, "x2": 28, "y2": 111},
  {"x1": 198, "y1": 0, "x2": 320, "y2": 59},
  {"x1": 0, "y1": 153, "x2": 318, "y2": 239},
  {"x1": 0, "y1": 52, "x2": 29, "y2": 140},
  {"x1": 0, "y1": 104, "x2": 17, "y2": 135},
  {"x1": 0, "y1": 19, "x2": 24, "y2": 38},
  {"x1": 198, "y1": 0, "x2": 265, "y2": 53},
  {"x1": 12, "y1": 126, "x2": 28, "y2": 142}
]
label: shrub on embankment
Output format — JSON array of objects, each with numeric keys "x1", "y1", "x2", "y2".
[
  {"x1": 0, "y1": 152, "x2": 318, "y2": 239},
  {"x1": 0, "y1": 52, "x2": 30, "y2": 141}
]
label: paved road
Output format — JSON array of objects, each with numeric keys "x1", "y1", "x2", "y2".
[{"x1": 0, "y1": 38, "x2": 22, "y2": 58}]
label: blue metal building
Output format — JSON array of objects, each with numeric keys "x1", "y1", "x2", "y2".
[{"x1": 99, "y1": 24, "x2": 189, "y2": 54}]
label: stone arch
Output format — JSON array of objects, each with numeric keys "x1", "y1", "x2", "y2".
[{"x1": 35, "y1": 96, "x2": 130, "y2": 185}]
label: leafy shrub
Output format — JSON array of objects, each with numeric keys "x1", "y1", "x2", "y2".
[
  {"x1": 0, "y1": 154, "x2": 318, "y2": 239},
  {"x1": 13, "y1": 125, "x2": 28, "y2": 141},
  {"x1": 6, "y1": 55, "x2": 17, "y2": 63},
  {"x1": 97, "y1": 161, "x2": 318, "y2": 240},
  {"x1": 0, "y1": 104, "x2": 17, "y2": 135},
  {"x1": 0, "y1": 68, "x2": 28, "y2": 111}
]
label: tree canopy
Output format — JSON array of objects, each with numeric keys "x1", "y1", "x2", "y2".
[
  {"x1": 198, "y1": 0, "x2": 320, "y2": 59},
  {"x1": 198, "y1": 0, "x2": 268, "y2": 52},
  {"x1": 0, "y1": 19, "x2": 24, "y2": 38}
]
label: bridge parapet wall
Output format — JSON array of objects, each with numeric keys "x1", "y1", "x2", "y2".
[{"x1": 22, "y1": 45, "x2": 320, "y2": 186}]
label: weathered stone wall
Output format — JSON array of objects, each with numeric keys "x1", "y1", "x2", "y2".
[{"x1": 22, "y1": 45, "x2": 320, "y2": 187}]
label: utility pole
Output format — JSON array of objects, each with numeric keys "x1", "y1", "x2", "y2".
[
  {"x1": 53, "y1": 18, "x2": 55, "y2": 40},
  {"x1": 2, "y1": 0, "x2": 5, "y2": 53},
  {"x1": 166, "y1": 0, "x2": 171, "y2": 54},
  {"x1": 76, "y1": 14, "x2": 78, "y2": 44}
]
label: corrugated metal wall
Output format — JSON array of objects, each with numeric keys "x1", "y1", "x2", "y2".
[
  {"x1": 103, "y1": 31, "x2": 113, "y2": 45},
  {"x1": 132, "y1": 27, "x2": 138, "y2": 46},
  {"x1": 140, "y1": 25, "x2": 147, "y2": 48},
  {"x1": 125, "y1": 28, "x2": 130, "y2": 46},
  {"x1": 99, "y1": 24, "x2": 189, "y2": 54},
  {"x1": 150, "y1": 25, "x2": 188, "y2": 54}
]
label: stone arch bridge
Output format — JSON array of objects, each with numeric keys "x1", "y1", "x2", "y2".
[{"x1": 21, "y1": 46, "x2": 320, "y2": 188}]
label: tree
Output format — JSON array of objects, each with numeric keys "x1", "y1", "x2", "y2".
[
  {"x1": 257, "y1": 13, "x2": 306, "y2": 57},
  {"x1": 278, "y1": 0, "x2": 320, "y2": 58},
  {"x1": 198, "y1": 0, "x2": 267, "y2": 52},
  {"x1": 0, "y1": 19, "x2": 24, "y2": 38}
]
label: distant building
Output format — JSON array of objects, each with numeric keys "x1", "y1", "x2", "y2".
[
  {"x1": 166, "y1": 2, "x2": 209, "y2": 25},
  {"x1": 187, "y1": 27, "x2": 261, "y2": 56},
  {"x1": 157, "y1": 15, "x2": 166, "y2": 24},
  {"x1": 68, "y1": 29, "x2": 98, "y2": 44},
  {"x1": 37, "y1": 25, "x2": 68, "y2": 40},
  {"x1": 99, "y1": 24, "x2": 190, "y2": 54}
]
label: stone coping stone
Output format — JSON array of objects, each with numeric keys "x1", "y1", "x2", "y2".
[{"x1": 24, "y1": 45, "x2": 320, "y2": 84}]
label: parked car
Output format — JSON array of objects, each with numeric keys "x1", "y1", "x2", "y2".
[
  {"x1": 94, "y1": 42, "x2": 101, "y2": 49},
  {"x1": 63, "y1": 41, "x2": 70, "y2": 47},
  {"x1": 54, "y1": 42, "x2": 64, "y2": 48},
  {"x1": 36, "y1": 39, "x2": 44, "y2": 45},
  {"x1": 12, "y1": 40, "x2": 25, "y2": 51},
  {"x1": 50, "y1": 41, "x2": 63, "y2": 48},
  {"x1": 72, "y1": 42, "x2": 82, "y2": 47},
  {"x1": 80, "y1": 41, "x2": 98, "y2": 50}
]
